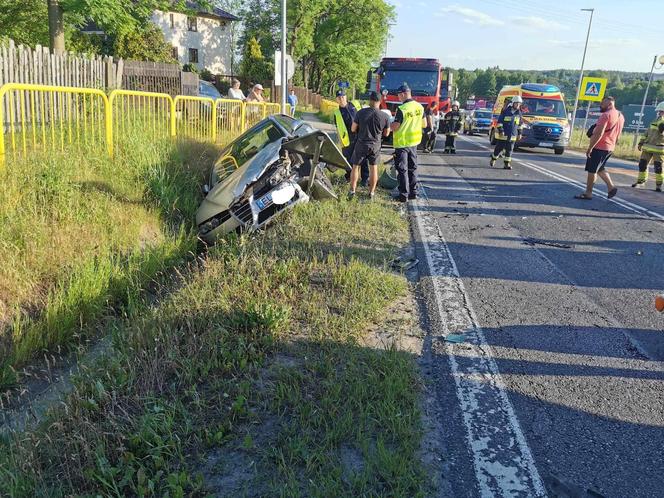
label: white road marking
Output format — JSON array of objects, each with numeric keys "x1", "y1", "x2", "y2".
[
  {"x1": 411, "y1": 195, "x2": 547, "y2": 497},
  {"x1": 458, "y1": 135, "x2": 664, "y2": 222}
]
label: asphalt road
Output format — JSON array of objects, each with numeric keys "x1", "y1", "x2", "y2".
[{"x1": 411, "y1": 133, "x2": 664, "y2": 497}]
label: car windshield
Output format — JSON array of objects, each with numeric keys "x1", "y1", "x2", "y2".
[
  {"x1": 475, "y1": 111, "x2": 492, "y2": 119},
  {"x1": 199, "y1": 81, "x2": 221, "y2": 99},
  {"x1": 220, "y1": 121, "x2": 285, "y2": 168},
  {"x1": 380, "y1": 70, "x2": 439, "y2": 96},
  {"x1": 520, "y1": 98, "x2": 566, "y2": 118}
]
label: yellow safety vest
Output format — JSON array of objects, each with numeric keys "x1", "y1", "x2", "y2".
[
  {"x1": 393, "y1": 100, "x2": 424, "y2": 148},
  {"x1": 334, "y1": 108, "x2": 350, "y2": 147},
  {"x1": 641, "y1": 117, "x2": 664, "y2": 154}
]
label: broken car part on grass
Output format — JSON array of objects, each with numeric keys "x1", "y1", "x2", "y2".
[{"x1": 196, "y1": 115, "x2": 351, "y2": 242}]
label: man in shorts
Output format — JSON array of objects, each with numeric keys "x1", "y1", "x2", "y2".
[
  {"x1": 348, "y1": 91, "x2": 391, "y2": 200},
  {"x1": 575, "y1": 96, "x2": 624, "y2": 200}
]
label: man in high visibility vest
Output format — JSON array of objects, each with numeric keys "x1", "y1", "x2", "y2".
[
  {"x1": 334, "y1": 90, "x2": 368, "y2": 184},
  {"x1": 633, "y1": 101, "x2": 664, "y2": 192},
  {"x1": 390, "y1": 84, "x2": 424, "y2": 202},
  {"x1": 490, "y1": 95, "x2": 523, "y2": 170}
]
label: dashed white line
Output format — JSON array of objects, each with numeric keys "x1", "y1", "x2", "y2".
[
  {"x1": 411, "y1": 195, "x2": 547, "y2": 497},
  {"x1": 458, "y1": 135, "x2": 664, "y2": 222}
]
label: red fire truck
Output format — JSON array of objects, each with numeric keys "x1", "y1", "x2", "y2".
[{"x1": 369, "y1": 58, "x2": 452, "y2": 124}]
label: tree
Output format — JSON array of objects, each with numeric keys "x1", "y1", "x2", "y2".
[
  {"x1": 214, "y1": 0, "x2": 243, "y2": 74},
  {"x1": 240, "y1": 36, "x2": 273, "y2": 84},
  {"x1": 0, "y1": 0, "x2": 49, "y2": 47},
  {"x1": 472, "y1": 69, "x2": 497, "y2": 98}
]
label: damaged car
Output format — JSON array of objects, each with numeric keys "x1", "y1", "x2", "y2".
[{"x1": 196, "y1": 115, "x2": 351, "y2": 242}]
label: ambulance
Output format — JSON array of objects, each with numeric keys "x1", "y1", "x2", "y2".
[{"x1": 490, "y1": 83, "x2": 571, "y2": 155}]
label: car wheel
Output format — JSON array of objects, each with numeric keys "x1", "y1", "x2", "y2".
[{"x1": 554, "y1": 147, "x2": 564, "y2": 155}]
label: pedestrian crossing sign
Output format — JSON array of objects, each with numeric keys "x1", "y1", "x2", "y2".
[{"x1": 580, "y1": 76, "x2": 607, "y2": 102}]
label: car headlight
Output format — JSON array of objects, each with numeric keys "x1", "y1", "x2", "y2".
[
  {"x1": 562, "y1": 124, "x2": 571, "y2": 137},
  {"x1": 521, "y1": 123, "x2": 531, "y2": 130}
]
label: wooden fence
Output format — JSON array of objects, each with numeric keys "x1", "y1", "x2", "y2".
[
  {"x1": 0, "y1": 39, "x2": 197, "y2": 96},
  {"x1": 291, "y1": 86, "x2": 323, "y2": 109},
  {"x1": 0, "y1": 39, "x2": 118, "y2": 90}
]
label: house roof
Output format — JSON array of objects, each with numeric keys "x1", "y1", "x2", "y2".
[{"x1": 185, "y1": 2, "x2": 240, "y2": 21}]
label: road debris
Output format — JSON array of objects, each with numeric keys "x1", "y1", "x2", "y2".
[{"x1": 523, "y1": 237, "x2": 574, "y2": 249}]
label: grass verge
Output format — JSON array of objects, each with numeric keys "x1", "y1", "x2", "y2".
[
  {"x1": 0, "y1": 134, "x2": 216, "y2": 387},
  {"x1": 0, "y1": 184, "x2": 429, "y2": 497},
  {"x1": 569, "y1": 128, "x2": 641, "y2": 161}
]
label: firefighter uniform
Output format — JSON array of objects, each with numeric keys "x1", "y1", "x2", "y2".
[
  {"x1": 633, "y1": 103, "x2": 664, "y2": 192},
  {"x1": 490, "y1": 99, "x2": 523, "y2": 170},
  {"x1": 334, "y1": 91, "x2": 367, "y2": 183},
  {"x1": 393, "y1": 85, "x2": 424, "y2": 200},
  {"x1": 443, "y1": 101, "x2": 463, "y2": 154}
]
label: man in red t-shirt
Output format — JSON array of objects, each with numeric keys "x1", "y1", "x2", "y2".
[{"x1": 575, "y1": 96, "x2": 624, "y2": 200}]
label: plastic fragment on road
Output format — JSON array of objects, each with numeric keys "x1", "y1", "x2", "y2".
[{"x1": 445, "y1": 334, "x2": 466, "y2": 344}]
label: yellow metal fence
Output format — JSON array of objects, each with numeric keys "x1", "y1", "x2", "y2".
[{"x1": 0, "y1": 83, "x2": 290, "y2": 167}]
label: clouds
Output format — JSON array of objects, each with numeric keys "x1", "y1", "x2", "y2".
[
  {"x1": 514, "y1": 16, "x2": 568, "y2": 31},
  {"x1": 548, "y1": 38, "x2": 643, "y2": 50},
  {"x1": 436, "y1": 6, "x2": 570, "y2": 32},
  {"x1": 436, "y1": 5, "x2": 504, "y2": 27}
]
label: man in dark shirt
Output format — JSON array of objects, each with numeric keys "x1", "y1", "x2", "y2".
[
  {"x1": 349, "y1": 91, "x2": 391, "y2": 200},
  {"x1": 334, "y1": 90, "x2": 369, "y2": 185}
]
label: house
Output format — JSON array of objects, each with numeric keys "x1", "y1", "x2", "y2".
[
  {"x1": 153, "y1": 2, "x2": 239, "y2": 75},
  {"x1": 82, "y1": 2, "x2": 240, "y2": 75}
]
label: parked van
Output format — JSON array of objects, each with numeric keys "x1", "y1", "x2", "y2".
[{"x1": 490, "y1": 83, "x2": 570, "y2": 155}]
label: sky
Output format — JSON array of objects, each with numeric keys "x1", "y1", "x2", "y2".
[{"x1": 385, "y1": 0, "x2": 664, "y2": 73}]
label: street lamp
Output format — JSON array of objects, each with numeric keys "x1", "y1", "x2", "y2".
[
  {"x1": 633, "y1": 54, "x2": 664, "y2": 147},
  {"x1": 570, "y1": 8, "x2": 594, "y2": 134}
]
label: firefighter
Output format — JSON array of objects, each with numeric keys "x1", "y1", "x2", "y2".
[
  {"x1": 442, "y1": 100, "x2": 463, "y2": 154},
  {"x1": 390, "y1": 84, "x2": 424, "y2": 202},
  {"x1": 490, "y1": 96, "x2": 523, "y2": 169},
  {"x1": 334, "y1": 91, "x2": 368, "y2": 184},
  {"x1": 633, "y1": 101, "x2": 664, "y2": 192}
]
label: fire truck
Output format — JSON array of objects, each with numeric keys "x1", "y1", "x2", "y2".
[{"x1": 368, "y1": 57, "x2": 453, "y2": 135}]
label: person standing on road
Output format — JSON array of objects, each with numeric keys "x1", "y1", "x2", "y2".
[
  {"x1": 334, "y1": 90, "x2": 368, "y2": 185},
  {"x1": 348, "y1": 91, "x2": 391, "y2": 201},
  {"x1": 633, "y1": 101, "x2": 664, "y2": 192},
  {"x1": 575, "y1": 96, "x2": 624, "y2": 200},
  {"x1": 391, "y1": 84, "x2": 424, "y2": 202},
  {"x1": 288, "y1": 89, "x2": 298, "y2": 117},
  {"x1": 422, "y1": 101, "x2": 438, "y2": 153},
  {"x1": 489, "y1": 96, "x2": 523, "y2": 169},
  {"x1": 443, "y1": 100, "x2": 463, "y2": 154}
]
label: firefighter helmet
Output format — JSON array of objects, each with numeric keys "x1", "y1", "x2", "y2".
[
  {"x1": 511, "y1": 96, "x2": 523, "y2": 104},
  {"x1": 452, "y1": 100, "x2": 460, "y2": 108},
  {"x1": 656, "y1": 102, "x2": 664, "y2": 113}
]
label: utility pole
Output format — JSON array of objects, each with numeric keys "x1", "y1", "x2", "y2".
[
  {"x1": 570, "y1": 8, "x2": 594, "y2": 133},
  {"x1": 47, "y1": 0, "x2": 65, "y2": 53},
  {"x1": 280, "y1": 0, "x2": 288, "y2": 113}
]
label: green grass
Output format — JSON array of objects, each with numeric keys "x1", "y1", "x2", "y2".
[
  {"x1": 0, "y1": 133, "x2": 216, "y2": 386},
  {"x1": 569, "y1": 128, "x2": 641, "y2": 160},
  {"x1": 0, "y1": 182, "x2": 428, "y2": 496}
]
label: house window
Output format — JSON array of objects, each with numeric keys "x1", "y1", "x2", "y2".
[
  {"x1": 171, "y1": 46, "x2": 178, "y2": 60},
  {"x1": 169, "y1": 13, "x2": 175, "y2": 29},
  {"x1": 187, "y1": 16, "x2": 198, "y2": 32},
  {"x1": 188, "y1": 48, "x2": 199, "y2": 63}
]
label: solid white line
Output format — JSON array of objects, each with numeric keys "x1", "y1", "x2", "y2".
[
  {"x1": 412, "y1": 195, "x2": 547, "y2": 497},
  {"x1": 458, "y1": 135, "x2": 664, "y2": 222}
]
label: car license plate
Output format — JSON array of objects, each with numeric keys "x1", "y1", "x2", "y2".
[
  {"x1": 256, "y1": 192, "x2": 272, "y2": 210},
  {"x1": 539, "y1": 142, "x2": 553, "y2": 147}
]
